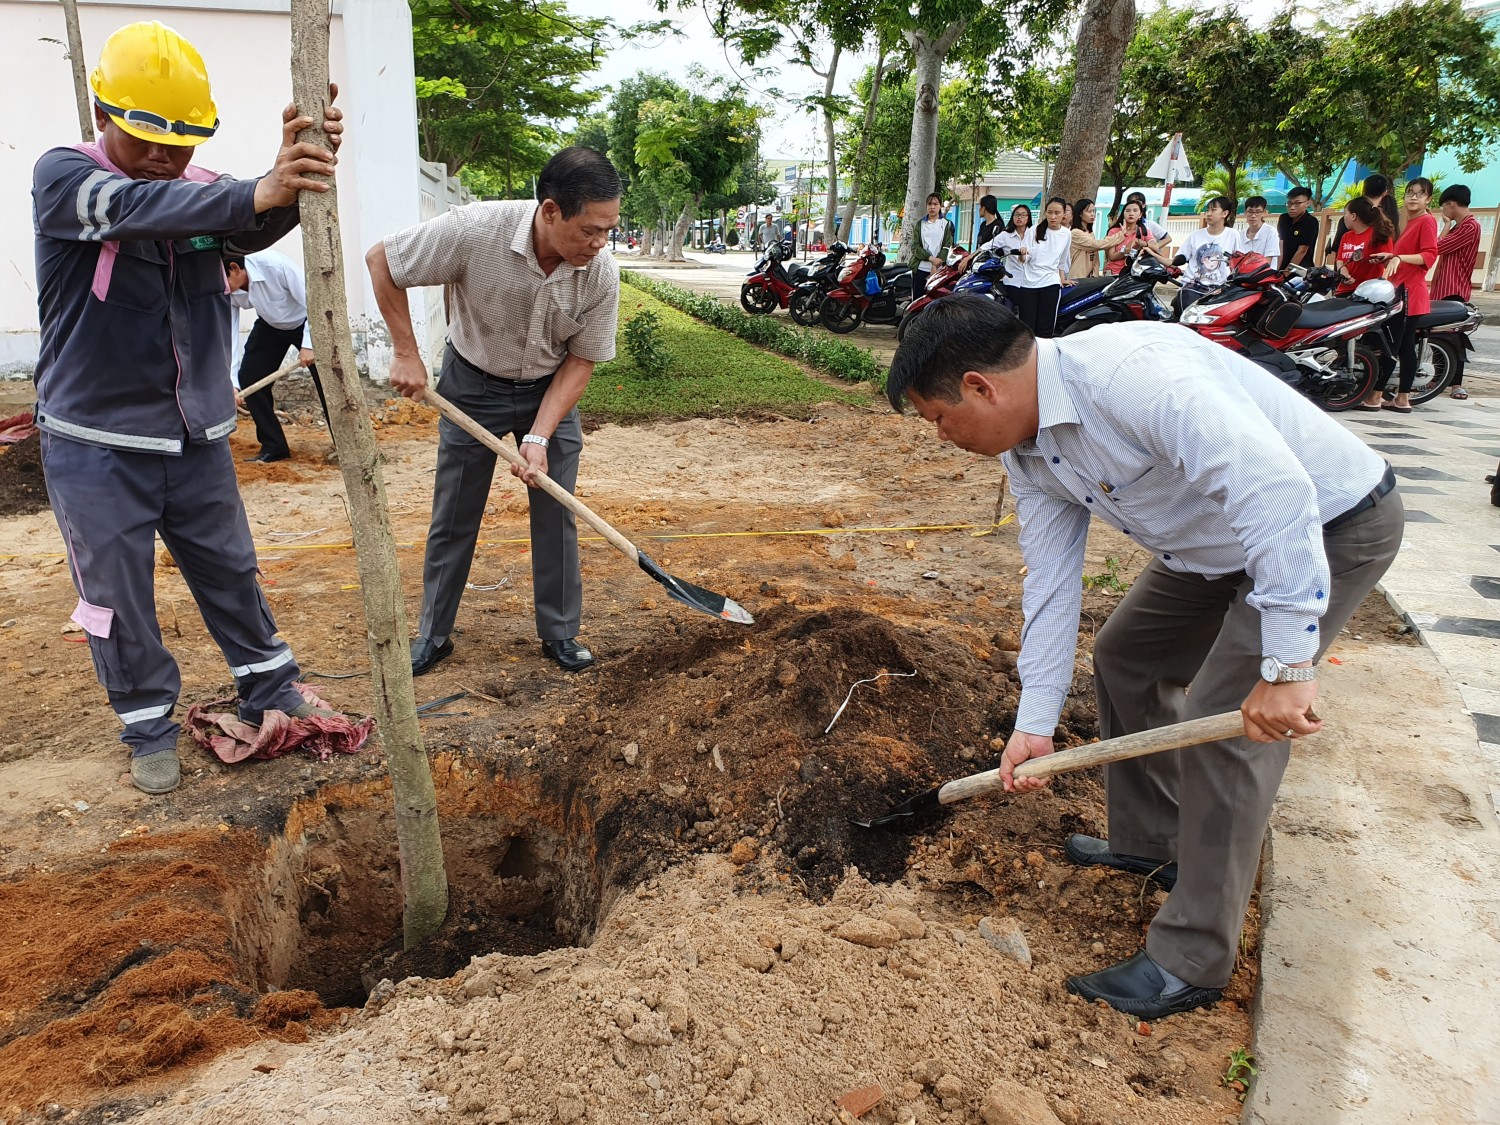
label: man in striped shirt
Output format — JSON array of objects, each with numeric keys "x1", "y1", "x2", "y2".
[
  {"x1": 887, "y1": 297, "x2": 1404, "y2": 1020},
  {"x1": 1433, "y1": 184, "x2": 1481, "y2": 399}
]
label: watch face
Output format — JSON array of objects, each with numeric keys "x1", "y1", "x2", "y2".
[{"x1": 1260, "y1": 656, "x2": 1279, "y2": 683}]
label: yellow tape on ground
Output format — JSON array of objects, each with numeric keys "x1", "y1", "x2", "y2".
[{"x1": 0, "y1": 513, "x2": 1015, "y2": 561}]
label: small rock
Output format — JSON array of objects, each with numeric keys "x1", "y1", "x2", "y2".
[
  {"x1": 934, "y1": 1074, "x2": 965, "y2": 1109},
  {"x1": 799, "y1": 756, "x2": 822, "y2": 782},
  {"x1": 735, "y1": 946, "x2": 775, "y2": 973},
  {"x1": 978, "y1": 916, "x2": 1032, "y2": 969},
  {"x1": 730, "y1": 837, "x2": 759, "y2": 865},
  {"x1": 622, "y1": 742, "x2": 639, "y2": 766},
  {"x1": 116, "y1": 1018, "x2": 133, "y2": 1033},
  {"x1": 979, "y1": 1078, "x2": 1062, "y2": 1125},
  {"x1": 660, "y1": 782, "x2": 688, "y2": 799},
  {"x1": 836, "y1": 1084, "x2": 884, "y2": 1118},
  {"x1": 882, "y1": 908, "x2": 925, "y2": 940},
  {"x1": 822, "y1": 510, "x2": 846, "y2": 528},
  {"x1": 623, "y1": 1011, "x2": 674, "y2": 1045},
  {"x1": 503, "y1": 1054, "x2": 525, "y2": 1072},
  {"x1": 921, "y1": 571, "x2": 939, "y2": 580},
  {"x1": 1090, "y1": 941, "x2": 1105, "y2": 955},
  {"x1": 911, "y1": 1060, "x2": 945, "y2": 1087},
  {"x1": 836, "y1": 915, "x2": 901, "y2": 949},
  {"x1": 775, "y1": 663, "x2": 798, "y2": 687}
]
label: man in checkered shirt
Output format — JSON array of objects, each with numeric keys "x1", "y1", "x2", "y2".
[
  {"x1": 366, "y1": 147, "x2": 621, "y2": 675},
  {"x1": 887, "y1": 296, "x2": 1404, "y2": 1020}
]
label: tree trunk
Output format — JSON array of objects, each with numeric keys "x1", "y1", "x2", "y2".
[
  {"x1": 289, "y1": 0, "x2": 448, "y2": 951},
  {"x1": 898, "y1": 21, "x2": 966, "y2": 255},
  {"x1": 841, "y1": 47, "x2": 889, "y2": 242},
  {"x1": 820, "y1": 44, "x2": 843, "y2": 244},
  {"x1": 59, "y1": 0, "x2": 94, "y2": 142},
  {"x1": 669, "y1": 197, "x2": 696, "y2": 261},
  {"x1": 1048, "y1": 0, "x2": 1135, "y2": 207}
]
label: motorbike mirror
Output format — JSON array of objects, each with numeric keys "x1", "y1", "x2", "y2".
[{"x1": 1172, "y1": 254, "x2": 1188, "y2": 266}]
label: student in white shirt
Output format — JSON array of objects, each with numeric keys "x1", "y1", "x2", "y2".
[
  {"x1": 906, "y1": 193, "x2": 955, "y2": 298},
  {"x1": 1176, "y1": 196, "x2": 1243, "y2": 310},
  {"x1": 226, "y1": 250, "x2": 328, "y2": 463},
  {"x1": 1236, "y1": 196, "x2": 1279, "y2": 268},
  {"x1": 1009, "y1": 197, "x2": 1072, "y2": 338}
]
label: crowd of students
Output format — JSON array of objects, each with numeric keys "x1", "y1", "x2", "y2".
[{"x1": 918, "y1": 180, "x2": 1483, "y2": 368}]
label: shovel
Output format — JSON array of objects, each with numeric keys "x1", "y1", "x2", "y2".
[
  {"x1": 234, "y1": 358, "x2": 304, "y2": 403},
  {"x1": 422, "y1": 387, "x2": 753, "y2": 626},
  {"x1": 852, "y1": 711, "x2": 1250, "y2": 828}
]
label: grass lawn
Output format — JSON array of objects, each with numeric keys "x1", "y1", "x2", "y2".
[{"x1": 580, "y1": 282, "x2": 867, "y2": 422}]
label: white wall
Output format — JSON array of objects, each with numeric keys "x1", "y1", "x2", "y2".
[{"x1": 0, "y1": 0, "x2": 435, "y2": 380}]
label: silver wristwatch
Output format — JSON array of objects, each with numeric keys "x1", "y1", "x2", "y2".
[
  {"x1": 521, "y1": 433, "x2": 549, "y2": 449},
  {"x1": 1260, "y1": 656, "x2": 1316, "y2": 684}
]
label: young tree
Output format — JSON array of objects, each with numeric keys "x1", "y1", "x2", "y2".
[{"x1": 606, "y1": 72, "x2": 687, "y2": 257}]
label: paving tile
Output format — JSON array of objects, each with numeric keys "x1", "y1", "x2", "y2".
[
  {"x1": 1396, "y1": 485, "x2": 1446, "y2": 495},
  {"x1": 1428, "y1": 420, "x2": 1492, "y2": 430},
  {"x1": 1425, "y1": 615, "x2": 1500, "y2": 639},
  {"x1": 1368, "y1": 445, "x2": 1436, "y2": 456},
  {"x1": 1402, "y1": 510, "x2": 1445, "y2": 523},
  {"x1": 1474, "y1": 713, "x2": 1500, "y2": 745},
  {"x1": 1466, "y1": 448, "x2": 1500, "y2": 459},
  {"x1": 1470, "y1": 576, "x2": 1500, "y2": 600},
  {"x1": 1394, "y1": 466, "x2": 1465, "y2": 481}
]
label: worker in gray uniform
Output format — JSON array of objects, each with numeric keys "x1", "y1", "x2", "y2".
[{"x1": 30, "y1": 20, "x2": 344, "y2": 794}]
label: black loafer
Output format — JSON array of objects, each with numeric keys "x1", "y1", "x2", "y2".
[
  {"x1": 410, "y1": 636, "x2": 454, "y2": 676},
  {"x1": 1067, "y1": 950, "x2": 1222, "y2": 1019},
  {"x1": 1065, "y1": 834, "x2": 1177, "y2": 890},
  {"x1": 243, "y1": 451, "x2": 289, "y2": 463},
  {"x1": 541, "y1": 637, "x2": 594, "y2": 672}
]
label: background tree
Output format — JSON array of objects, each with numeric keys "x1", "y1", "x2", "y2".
[
  {"x1": 606, "y1": 72, "x2": 686, "y2": 256},
  {"x1": 1270, "y1": 28, "x2": 1360, "y2": 208},
  {"x1": 1099, "y1": 6, "x2": 1188, "y2": 218},
  {"x1": 1046, "y1": 0, "x2": 1135, "y2": 206},
  {"x1": 411, "y1": 0, "x2": 604, "y2": 195}
]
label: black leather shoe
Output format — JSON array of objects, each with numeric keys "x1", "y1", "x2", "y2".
[
  {"x1": 1067, "y1": 950, "x2": 1222, "y2": 1019},
  {"x1": 1065, "y1": 834, "x2": 1177, "y2": 890},
  {"x1": 410, "y1": 636, "x2": 454, "y2": 676},
  {"x1": 541, "y1": 638, "x2": 594, "y2": 672},
  {"x1": 243, "y1": 451, "x2": 289, "y2": 463}
]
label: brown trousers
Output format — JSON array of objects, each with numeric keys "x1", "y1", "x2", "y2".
[{"x1": 1092, "y1": 489, "x2": 1405, "y2": 987}]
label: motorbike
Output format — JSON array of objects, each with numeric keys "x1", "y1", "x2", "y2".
[
  {"x1": 1055, "y1": 251, "x2": 1181, "y2": 335},
  {"x1": 705, "y1": 239, "x2": 727, "y2": 254},
  {"x1": 739, "y1": 238, "x2": 800, "y2": 315},
  {"x1": 1177, "y1": 251, "x2": 1395, "y2": 410},
  {"x1": 817, "y1": 244, "x2": 914, "y2": 333},
  {"x1": 896, "y1": 248, "x2": 1021, "y2": 340},
  {"x1": 787, "y1": 243, "x2": 852, "y2": 327}
]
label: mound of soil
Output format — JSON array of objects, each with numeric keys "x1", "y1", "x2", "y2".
[{"x1": 0, "y1": 433, "x2": 48, "y2": 518}]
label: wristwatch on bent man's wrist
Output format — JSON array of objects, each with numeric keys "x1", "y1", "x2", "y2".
[
  {"x1": 521, "y1": 433, "x2": 549, "y2": 449},
  {"x1": 1260, "y1": 656, "x2": 1317, "y2": 684}
]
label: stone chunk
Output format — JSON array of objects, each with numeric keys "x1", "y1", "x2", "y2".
[
  {"x1": 979, "y1": 1078, "x2": 1062, "y2": 1125},
  {"x1": 835, "y1": 1083, "x2": 884, "y2": 1118},
  {"x1": 978, "y1": 915, "x2": 1032, "y2": 969},
  {"x1": 836, "y1": 915, "x2": 901, "y2": 949},
  {"x1": 882, "y1": 907, "x2": 925, "y2": 940}
]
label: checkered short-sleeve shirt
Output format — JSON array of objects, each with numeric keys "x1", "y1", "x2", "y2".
[{"x1": 383, "y1": 199, "x2": 618, "y2": 379}]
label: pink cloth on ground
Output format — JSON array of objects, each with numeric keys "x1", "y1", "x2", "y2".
[
  {"x1": 0, "y1": 411, "x2": 37, "y2": 443},
  {"x1": 185, "y1": 682, "x2": 373, "y2": 764}
]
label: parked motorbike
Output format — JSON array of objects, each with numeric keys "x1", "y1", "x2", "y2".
[
  {"x1": 1177, "y1": 251, "x2": 1394, "y2": 410},
  {"x1": 1368, "y1": 300, "x2": 1479, "y2": 404},
  {"x1": 1055, "y1": 251, "x2": 1181, "y2": 335},
  {"x1": 787, "y1": 243, "x2": 852, "y2": 327},
  {"x1": 740, "y1": 238, "x2": 800, "y2": 314},
  {"x1": 896, "y1": 248, "x2": 1021, "y2": 340},
  {"x1": 817, "y1": 244, "x2": 914, "y2": 333}
]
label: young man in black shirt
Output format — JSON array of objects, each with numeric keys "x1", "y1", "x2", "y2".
[{"x1": 1278, "y1": 186, "x2": 1319, "y2": 269}]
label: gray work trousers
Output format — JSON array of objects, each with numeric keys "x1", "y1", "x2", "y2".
[
  {"x1": 418, "y1": 346, "x2": 583, "y2": 643},
  {"x1": 1091, "y1": 488, "x2": 1405, "y2": 987},
  {"x1": 41, "y1": 433, "x2": 304, "y2": 757}
]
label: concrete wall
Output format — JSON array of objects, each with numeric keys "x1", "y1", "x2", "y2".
[{"x1": 1, "y1": 0, "x2": 439, "y2": 380}]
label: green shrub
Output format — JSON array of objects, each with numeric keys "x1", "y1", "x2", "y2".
[
  {"x1": 618, "y1": 270, "x2": 885, "y2": 388},
  {"x1": 622, "y1": 308, "x2": 671, "y2": 378}
]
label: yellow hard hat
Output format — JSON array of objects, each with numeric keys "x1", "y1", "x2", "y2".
[{"x1": 89, "y1": 21, "x2": 219, "y2": 146}]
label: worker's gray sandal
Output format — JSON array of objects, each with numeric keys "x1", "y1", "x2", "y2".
[{"x1": 130, "y1": 747, "x2": 181, "y2": 795}]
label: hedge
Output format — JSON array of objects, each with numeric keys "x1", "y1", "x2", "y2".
[{"x1": 619, "y1": 270, "x2": 886, "y2": 388}]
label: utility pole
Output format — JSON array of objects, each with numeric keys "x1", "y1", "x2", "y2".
[
  {"x1": 60, "y1": 0, "x2": 94, "y2": 142},
  {"x1": 289, "y1": 0, "x2": 448, "y2": 949}
]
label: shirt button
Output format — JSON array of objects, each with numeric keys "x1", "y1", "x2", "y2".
[
  {"x1": 1052, "y1": 456, "x2": 1060, "y2": 464},
  {"x1": 1123, "y1": 529, "x2": 1130, "y2": 536},
  {"x1": 1085, "y1": 496, "x2": 1093, "y2": 503},
  {"x1": 1163, "y1": 554, "x2": 1172, "y2": 560}
]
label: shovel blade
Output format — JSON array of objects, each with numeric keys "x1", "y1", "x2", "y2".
[
  {"x1": 850, "y1": 783, "x2": 942, "y2": 829},
  {"x1": 638, "y1": 552, "x2": 754, "y2": 625}
]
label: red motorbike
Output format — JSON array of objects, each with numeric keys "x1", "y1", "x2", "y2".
[
  {"x1": 817, "y1": 243, "x2": 914, "y2": 333},
  {"x1": 740, "y1": 238, "x2": 799, "y2": 314},
  {"x1": 1176, "y1": 252, "x2": 1394, "y2": 410}
]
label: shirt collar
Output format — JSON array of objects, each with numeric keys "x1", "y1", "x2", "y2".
[
  {"x1": 1034, "y1": 339, "x2": 1080, "y2": 431},
  {"x1": 243, "y1": 254, "x2": 265, "y2": 286}
]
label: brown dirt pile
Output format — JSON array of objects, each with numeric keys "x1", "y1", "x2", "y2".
[
  {"x1": 136, "y1": 856, "x2": 1248, "y2": 1125},
  {"x1": 0, "y1": 433, "x2": 48, "y2": 518}
]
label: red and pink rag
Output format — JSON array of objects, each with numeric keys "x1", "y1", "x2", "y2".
[{"x1": 186, "y1": 682, "x2": 373, "y2": 764}]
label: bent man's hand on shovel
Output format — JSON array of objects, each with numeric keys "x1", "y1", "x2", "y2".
[
  {"x1": 1000, "y1": 730, "x2": 1055, "y2": 793},
  {"x1": 1240, "y1": 676, "x2": 1322, "y2": 744}
]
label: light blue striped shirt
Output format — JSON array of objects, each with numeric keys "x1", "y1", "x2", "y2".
[{"x1": 1006, "y1": 323, "x2": 1387, "y2": 736}]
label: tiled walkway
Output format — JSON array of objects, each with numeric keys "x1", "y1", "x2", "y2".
[{"x1": 1339, "y1": 395, "x2": 1500, "y2": 770}]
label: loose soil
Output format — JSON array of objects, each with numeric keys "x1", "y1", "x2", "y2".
[
  {"x1": 0, "y1": 433, "x2": 46, "y2": 519},
  {"x1": 0, "y1": 383, "x2": 1407, "y2": 1124}
]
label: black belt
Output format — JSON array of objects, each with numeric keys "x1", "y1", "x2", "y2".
[
  {"x1": 449, "y1": 343, "x2": 554, "y2": 386},
  {"x1": 1324, "y1": 464, "x2": 1396, "y2": 532}
]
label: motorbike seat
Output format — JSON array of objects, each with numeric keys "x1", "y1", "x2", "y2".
[
  {"x1": 1293, "y1": 298, "x2": 1380, "y2": 328},
  {"x1": 1408, "y1": 300, "x2": 1471, "y2": 329},
  {"x1": 1060, "y1": 277, "x2": 1112, "y2": 303}
]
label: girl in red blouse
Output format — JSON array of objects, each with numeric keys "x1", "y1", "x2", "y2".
[
  {"x1": 1359, "y1": 178, "x2": 1439, "y2": 412},
  {"x1": 1334, "y1": 197, "x2": 1394, "y2": 297}
]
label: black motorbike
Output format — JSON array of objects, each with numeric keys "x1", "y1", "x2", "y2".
[
  {"x1": 1055, "y1": 251, "x2": 1180, "y2": 335},
  {"x1": 787, "y1": 243, "x2": 851, "y2": 327}
]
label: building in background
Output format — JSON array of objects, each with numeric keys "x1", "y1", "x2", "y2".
[{"x1": 0, "y1": 0, "x2": 460, "y2": 380}]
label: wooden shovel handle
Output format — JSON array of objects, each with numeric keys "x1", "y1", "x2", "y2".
[
  {"x1": 236, "y1": 358, "x2": 302, "y2": 401},
  {"x1": 940, "y1": 711, "x2": 1250, "y2": 804},
  {"x1": 420, "y1": 386, "x2": 640, "y2": 563}
]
